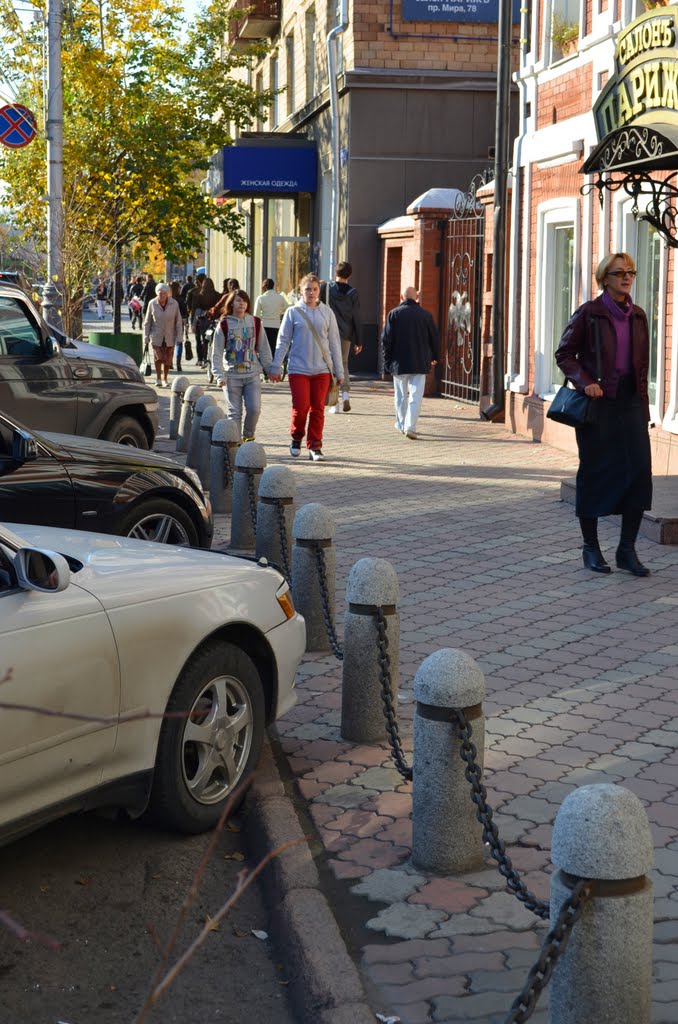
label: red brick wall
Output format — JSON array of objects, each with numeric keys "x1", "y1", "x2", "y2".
[{"x1": 537, "y1": 65, "x2": 593, "y2": 129}]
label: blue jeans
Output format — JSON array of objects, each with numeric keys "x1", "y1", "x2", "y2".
[
  {"x1": 225, "y1": 373, "x2": 262, "y2": 438},
  {"x1": 393, "y1": 373, "x2": 426, "y2": 433}
]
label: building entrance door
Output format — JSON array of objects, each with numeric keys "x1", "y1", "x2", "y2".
[{"x1": 270, "y1": 236, "x2": 311, "y2": 303}]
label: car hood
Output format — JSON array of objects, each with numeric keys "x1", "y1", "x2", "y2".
[
  {"x1": 62, "y1": 338, "x2": 137, "y2": 369},
  {"x1": 3, "y1": 523, "x2": 282, "y2": 610},
  {"x1": 40, "y1": 430, "x2": 194, "y2": 475}
]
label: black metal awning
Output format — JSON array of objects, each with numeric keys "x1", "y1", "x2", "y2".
[{"x1": 582, "y1": 124, "x2": 678, "y2": 175}]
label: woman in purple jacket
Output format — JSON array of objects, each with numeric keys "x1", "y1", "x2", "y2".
[{"x1": 555, "y1": 252, "x2": 652, "y2": 577}]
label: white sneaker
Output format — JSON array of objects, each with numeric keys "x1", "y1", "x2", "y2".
[
  {"x1": 309, "y1": 449, "x2": 325, "y2": 462},
  {"x1": 329, "y1": 404, "x2": 342, "y2": 414},
  {"x1": 155, "y1": 378, "x2": 162, "y2": 387}
]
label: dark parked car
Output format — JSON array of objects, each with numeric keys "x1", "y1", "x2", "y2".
[
  {"x1": 0, "y1": 283, "x2": 158, "y2": 448},
  {"x1": 0, "y1": 270, "x2": 32, "y2": 296},
  {"x1": 0, "y1": 412, "x2": 212, "y2": 547}
]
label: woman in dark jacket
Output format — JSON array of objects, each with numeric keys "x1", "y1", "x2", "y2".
[
  {"x1": 192, "y1": 276, "x2": 222, "y2": 366},
  {"x1": 555, "y1": 252, "x2": 652, "y2": 576}
]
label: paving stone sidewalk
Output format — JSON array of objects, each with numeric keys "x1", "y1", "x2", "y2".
[{"x1": 157, "y1": 370, "x2": 678, "y2": 1024}]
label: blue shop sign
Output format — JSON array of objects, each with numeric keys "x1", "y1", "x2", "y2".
[
  {"x1": 221, "y1": 144, "x2": 317, "y2": 194},
  {"x1": 402, "y1": 0, "x2": 520, "y2": 23}
]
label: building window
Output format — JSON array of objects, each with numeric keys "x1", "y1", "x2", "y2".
[
  {"x1": 270, "y1": 53, "x2": 279, "y2": 128},
  {"x1": 635, "y1": 221, "x2": 661, "y2": 409},
  {"x1": 286, "y1": 33, "x2": 295, "y2": 116},
  {"x1": 305, "y1": 7, "x2": 316, "y2": 102},
  {"x1": 549, "y1": 224, "x2": 575, "y2": 391},
  {"x1": 548, "y1": 0, "x2": 580, "y2": 62},
  {"x1": 536, "y1": 203, "x2": 578, "y2": 396}
]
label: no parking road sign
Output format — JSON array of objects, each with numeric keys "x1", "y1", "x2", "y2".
[{"x1": 0, "y1": 105, "x2": 37, "y2": 149}]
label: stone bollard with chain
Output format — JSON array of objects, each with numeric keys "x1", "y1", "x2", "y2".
[
  {"x1": 291, "y1": 503, "x2": 337, "y2": 654},
  {"x1": 169, "y1": 375, "x2": 190, "y2": 440},
  {"x1": 176, "y1": 384, "x2": 204, "y2": 454},
  {"x1": 341, "y1": 558, "x2": 400, "y2": 745},
  {"x1": 256, "y1": 465, "x2": 296, "y2": 581},
  {"x1": 230, "y1": 442, "x2": 266, "y2": 552},
  {"x1": 196, "y1": 405, "x2": 223, "y2": 489},
  {"x1": 186, "y1": 393, "x2": 217, "y2": 470},
  {"x1": 209, "y1": 418, "x2": 240, "y2": 514},
  {"x1": 546, "y1": 784, "x2": 653, "y2": 1024},
  {"x1": 411, "y1": 649, "x2": 485, "y2": 873}
]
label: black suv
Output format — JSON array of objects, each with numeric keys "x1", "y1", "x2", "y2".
[{"x1": 0, "y1": 283, "x2": 158, "y2": 448}]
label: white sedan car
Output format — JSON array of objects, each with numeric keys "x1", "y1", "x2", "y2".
[{"x1": 0, "y1": 522, "x2": 304, "y2": 841}]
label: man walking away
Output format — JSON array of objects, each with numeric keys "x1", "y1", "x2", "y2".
[
  {"x1": 254, "y1": 278, "x2": 289, "y2": 352},
  {"x1": 382, "y1": 287, "x2": 439, "y2": 440},
  {"x1": 321, "y1": 261, "x2": 362, "y2": 412}
]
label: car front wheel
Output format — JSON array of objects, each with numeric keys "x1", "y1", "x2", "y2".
[
  {"x1": 148, "y1": 642, "x2": 265, "y2": 833},
  {"x1": 100, "y1": 414, "x2": 149, "y2": 448},
  {"x1": 119, "y1": 498, "x2": 199, "y2": 546}
]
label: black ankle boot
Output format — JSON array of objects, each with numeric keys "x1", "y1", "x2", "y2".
[
  {"x1": 176, "y1": 361, "x2": 182, "y2": 372},
  {"x1": 616, "y1": 545, "x2": 650, "y2": 577},
  {"x1": 582, "y1": 543, "x2": 611, "y2": 574}
]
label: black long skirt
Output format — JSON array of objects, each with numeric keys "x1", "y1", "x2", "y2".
[{"x1": 574, "y1": 376, "x2": 652, "y2": 518}]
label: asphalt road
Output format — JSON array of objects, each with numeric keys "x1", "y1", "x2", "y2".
[{"x1": 0, "y1": 809, "x2": 297, "y2": 1024}]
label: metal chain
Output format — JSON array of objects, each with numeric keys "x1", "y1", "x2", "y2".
[
  {"x1": 275, "y1": 501, "x2": 292, "y2": 583},
  {"x1": 313, "y1": 543, "x2": 344, "y2": 660},
  {"x1": 246, "y1": 471, "x2": 258, "y2": 537},
  {"x1": 221, "y1": 446, "x2": 233, "y2": 489},
  {"x1": 453, "y1": 710, "x2": 549, "y2": 919},
  {"x1": 504, "y1": 879, "x2": 592, "y2": 1023},
  {"x1": 375, "y1": 607, "x2": 413, "y2": 782}
]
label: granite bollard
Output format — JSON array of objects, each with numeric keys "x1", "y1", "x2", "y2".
[
  {"x1": 292, "y1": 503, "x2": 336, "y2": 653},
  {"x1": 256, "y1": 465, "x2": 296, "y2": 579},
  {"x1": 209, "y1": 418, "x2": 241, "y2": 514},
  {"x1": 176, "y1": 383, "x2": 204, "y2": 454},
  {"x1": 186, "y1": 393, "x2": 217, "y2": 470},
  {"x1": 196, "y1": 404, "x2": 223, "y2": 488},
  {"x1": 169, "y1": 375, "x2": 190, "y2": 440},
  {"x1": 549, "y1": 784, "x2": 653, "y2": 1024},
  {"x1": 412, "y1": 649, "x2": 485, "y2": 873},
  {"x1": 341, "y1": 558, "x2": 400, "y2": 743},
  {"x1": 230, "y1": 441, "x2": 267, "y2": 552}
]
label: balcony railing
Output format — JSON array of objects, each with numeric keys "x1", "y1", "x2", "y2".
[{"x1": 228, "y1": 0, "x2": 280, "y2": 46}]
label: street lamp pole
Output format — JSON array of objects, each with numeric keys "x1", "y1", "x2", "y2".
[{"x1": 42, "y1": 0, "x2": 64, "y2": 330}]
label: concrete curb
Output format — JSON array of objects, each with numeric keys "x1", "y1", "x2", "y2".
[{"x1": 244, "y1": 737, "x2": 375, "y2": 1024}]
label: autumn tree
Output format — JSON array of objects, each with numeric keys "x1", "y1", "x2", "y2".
[{"x1": 0, "y1": 0, "x2": 270, "y2": 334}]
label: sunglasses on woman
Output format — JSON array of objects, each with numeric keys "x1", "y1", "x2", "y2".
[{"x1": 607, "y1": 270, "x2": 636, "y2": 278}]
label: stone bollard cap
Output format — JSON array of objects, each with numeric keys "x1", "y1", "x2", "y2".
[
  {"x1": 234, "y1": 440, "x2": 267, "y2": 469},
  {"x1": 200, "y1": 405, "x2": 222, "y2": 430},
  {"x1": 212, "y1": 418, "x2": 240, "y2": 444},
  {"x1": 346, "y1": 557, "x2": 399, "y2": 605},
  {"x1": 292, "y1": 502, "x2": 336, "y2": 541},
  {"x1": 171, "y1": 375, "x2": 190, "y2": 392},
  {"x1": 194, "y1": 393, "x2": 217, "y2": 414},
  {"x1": 183, "y1": 384, "x2": 204, "y2": 403},
  {"x1": 414, "y1": 648, "x2": 485, "y2": 708},
  {"x1": 552, "y1": 783, "x2": 654, "y2": 879},
  {"x1": 259, "y1": 464, "x2": 296, "y2": 499}
]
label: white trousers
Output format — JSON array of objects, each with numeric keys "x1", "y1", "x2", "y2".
[{"x1": 393, "y1": 373, "x2": 426, "y2": 433}]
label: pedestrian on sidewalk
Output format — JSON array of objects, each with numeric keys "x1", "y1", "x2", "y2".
[
  {"x1": 555, "y1": 251, "x2": 652, "y2": 577},
  {"x1": 144, "y1": 282, "x2": 183, "y2": 387},
  {"x1": 170, "y1": 280, "x2": 188, "y2": 371},
  {"x1": 192, "y1": 276, "x2": 221, "y2": 366},
  {"x1": 321, "y1": 261, "x2": 362, "y2": 414},
  {"x1": 211, "y1": 289, "x2": 272, "y2": 442},
  {"x1": 127, "y1": 275, "x2": 144, "y2": 329},
  {"x1": 141, "y1": 273, "x2": 157, "y2": 315},
  {"x1": 254, "y1": 278, "x2": 289, "y2": 354},
  {"x1": 269, "y1": 273, "x2": 344, "y2": 463},
  {"x1": 382, "y1": 286, "x2": 439, "y2": 440},
  {"x1": 95, "y1": 279, "x2": 108, "y2": 320}
]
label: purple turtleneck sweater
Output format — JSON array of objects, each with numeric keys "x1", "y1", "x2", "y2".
[{"x1": 601, "y1": 289, "x2": 633, "y2": 374}]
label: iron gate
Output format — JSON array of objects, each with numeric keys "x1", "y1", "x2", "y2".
[{"x1": 440, "y1": 175, "x2": 487, "y2": 403}]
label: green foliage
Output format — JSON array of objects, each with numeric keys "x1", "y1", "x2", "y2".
[
  {"x1": 0, "y1": 0, "x2": 271, "y2": 327},
  {"x1": 550, "y1": 14, "x2": 579, "y2": 51}
]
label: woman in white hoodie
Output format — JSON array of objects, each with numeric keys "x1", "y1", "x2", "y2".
[{"x1": 269, "y1": 274, "x2": 344, "y2": 462}]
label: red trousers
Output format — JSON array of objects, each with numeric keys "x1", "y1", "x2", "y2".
[{"x1": 288, "y1": 373, "x2": 330, "y2": 450}]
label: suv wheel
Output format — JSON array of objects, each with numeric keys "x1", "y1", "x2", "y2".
[
  {"x1": 119, "y1": 498, "x2": 199, "y2": 546},
  {"x1": 100, "y1": 414, "x2": 149, "y2": 448}
]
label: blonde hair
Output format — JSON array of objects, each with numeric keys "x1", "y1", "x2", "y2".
[
  {"x1": 299, "y1": 273, "x2": 321, "y2": 289},
  {"x1": 595, "y1": 252, "x2": 635, "y2": 288}
]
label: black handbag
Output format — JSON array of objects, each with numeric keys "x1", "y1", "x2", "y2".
[
  {"x1": 547, "y1": 316, "x2": 602, "y2": 429},
  {"x1": 184, "y1": 339, "x2": 194, "y2": 361},
  {"x1": 140, "y1": 342, "x2": 152, "y2": 377}
]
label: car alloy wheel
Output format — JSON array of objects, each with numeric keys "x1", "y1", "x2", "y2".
[
  {"x1": 148, "y1": 642, "x2": 265, "y2": 832},
  {"x1": 120, "y1": 498, "x2": 199, "y2": 546}
]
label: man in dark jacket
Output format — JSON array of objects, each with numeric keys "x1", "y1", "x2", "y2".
[
  {"x1": 382, "y1": 287, "x2": 439, "y2": 439},
  {"x1": 321, "y1": 261, "x2": 362, "y2": 413}
]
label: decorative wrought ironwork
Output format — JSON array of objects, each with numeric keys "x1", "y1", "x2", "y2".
[{"x1": 582, "y1": 168, "x2": 678, "y2": 248}]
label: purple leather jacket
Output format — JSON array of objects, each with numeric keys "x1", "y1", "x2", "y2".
[{"x1": 554, "y1": 295, "x2": 650, "y2": 420}]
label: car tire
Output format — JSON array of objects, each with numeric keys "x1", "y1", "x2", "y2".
[
  {"x1": 148, "y1": 642, "x2": 265, "y2": 833},
  {"x1": 119, "y1": 498, "x2": 199, "y2": 547},
  {"x1": 100, "y1": 414, "x2": 149, "y2": 448}
]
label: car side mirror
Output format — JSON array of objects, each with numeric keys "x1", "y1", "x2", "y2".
[
  {"x1": 46, "y1": 336, "x2": 61, "y2": 356},
  {"x1": 14, "y1": 547, "x2": 71, "y2": 592},
  {"x1": 12, "y1": 428, "x2": 38, "y2": 464}
]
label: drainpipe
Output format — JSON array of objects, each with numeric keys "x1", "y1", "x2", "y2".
[
  {"x1": 327, "y1": 0, "x2": 348, "y2": 279},
  {"x1": 481, "y1": 0, "x2": 512, "y2": 422}
]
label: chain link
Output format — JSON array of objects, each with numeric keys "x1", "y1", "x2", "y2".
[
  {"x1": 504, "y1": 879, "x2": 592, "y2": 1023},
  {"x1": 375, "y1": 607, "x2": 413, "y2": 782},
  {"x1": 221, "y1": 446, "x2": 233, "y2": 490},
  {"x1": 453, "y1": 710, "x2": 549, "y2": 919},
  {"x1": 313, "y1": 543, "x2": 343, "y2": 660},
  {"x1": 246, "y1": 471, "x2": 258, "y2": 538},
  {"x1": 275, "y1": 501, "x2": 292, "y2": 583}
]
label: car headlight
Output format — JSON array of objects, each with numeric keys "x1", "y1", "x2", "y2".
[
  {"x1": 276, "y1": 583, "x2": 295, "y2": 620},
  {"x1": 184, "y1": 467, "x2": 204, "y2": 495}
]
